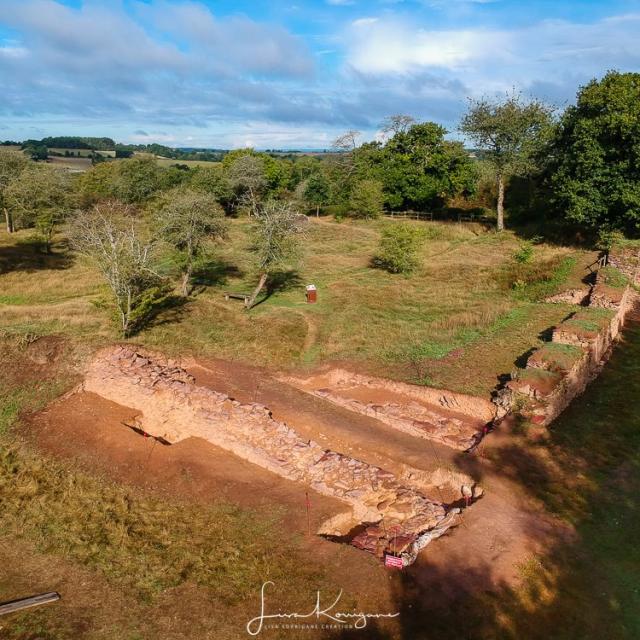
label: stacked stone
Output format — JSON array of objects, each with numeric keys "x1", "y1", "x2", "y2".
[
  {"x1": 313, "y1": 389, "x2": 481, "y2": 451},
  {"x1": 608, "y1": 248, "x2": 640, "y2": 286},
  {"x1": 83, "y1": 346, "x2": 456, "y2": 563},
  {"x1": 496, "y1": 274, "x2": 632, "y2": 425}
]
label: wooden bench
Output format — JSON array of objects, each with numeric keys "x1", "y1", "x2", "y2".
[{"x1": 224, "y1": 292, "x2": 251, "y2": 304}]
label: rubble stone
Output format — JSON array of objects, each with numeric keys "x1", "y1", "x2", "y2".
[{"x1": 82, "y1": 346, "x2": 466, "y2": 563}]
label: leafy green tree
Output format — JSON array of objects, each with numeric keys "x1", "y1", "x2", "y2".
[
  {"x1": 155, "y1": 189, "x2": 228, "y2": 296},
  {"x1": 373, "y1": 223, "x2": 426, "y2": 274},
  {"x1": 301, "y1": 172, "x2": 330, "y2": 216},
  {"x1": 114, "y1": 157, "x2": 161, "y2": 204},
  {"x1": 157, "y1": 165, "x2": 191, "y2": 192},
  {"x1": 460, "y1": 92, "x2": 554, "y2": 230},
  {"x1": 246, "y1": 201, "x2": 307, "y2": 309},
  {"x1": 348, "y1": 179, "x2": 384, "y2": 219},
  {"x1": 189, "y1": 165, "x2": 233, "y2": 205},
  {"x1": 77, "y1": 161, "x2": 120, "y2": 206},
  {"x1": 0, "y1": 148, "x2": 28, "y2": 232},
  {"x1": 4, "y1": 164, "x2": 72, "y2": 251},
  {"x1": 354, "y1": 122, "x2": 476, "y2": 212},
  {"x1": 548, "y1": 71, "x2": 640, "y2": 234}
]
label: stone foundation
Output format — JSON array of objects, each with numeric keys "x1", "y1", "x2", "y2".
[
  {"x1": 608, "y1": 246, "x2": 640, "y2": 286},
  {"x1": 496, "y1": 278, "x2": 635, "y2": 425},
  {"x1": 283, "y1": 369, "x2": 495, "y2": 451},
  {"x1": 81, "y1": 346, "x2": 474, "y2": 565}
]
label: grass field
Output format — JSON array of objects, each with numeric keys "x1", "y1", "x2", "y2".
[
  {"x1": 0, "y1": 219, "x2": 595, "y2": 397},
  {"x1": 154, "y1": 157, "x2": 222, "y2": 168}
]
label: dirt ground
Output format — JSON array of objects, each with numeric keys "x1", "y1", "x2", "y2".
[{"x1": 22, "y1": 351, "x2": 566, "y2": 611}]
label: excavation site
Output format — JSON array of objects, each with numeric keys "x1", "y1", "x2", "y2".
[{"x1": 58, "y1": 345, "x2": 485, "y2": 566}]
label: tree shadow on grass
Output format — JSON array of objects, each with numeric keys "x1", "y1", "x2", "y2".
[
  {"x1": 192, "y1": 259, "x2": 243, "y2": 290},
  {"x1": 135, "y1": 294, "x2": 191, "y2": 333},
  {"x1": 0, "y1": 237, "x2": 74, "y2": 274},
  {"x1": 251, "y1": 270, "x2": 304, "y2": 308}
]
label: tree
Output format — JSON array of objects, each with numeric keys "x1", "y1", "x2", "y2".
[
  {"x1": 349, "y1": 179, "x2": 384, "y2": 219},
  {"x1": 333, "y1": 130, "x2": 361, "y2": 153},
  {"x1": 380, "y1": 114, "x2": 416, "y2": 139},
  {"x1": 328, "y1": 130, "x2": 362, "y2": 206},
  {"x1": 114, "y1": 157, "x2": 161, "y2": 204},
  {"x1": 460, "y1": 92, "x2": 555, "y2": 231},
  {"x1": 548, "y1": 71, "x2": 640, "y2": 234},
  {"x1": 190, "y1": 165, "x2": 233, "y2": 205},
  {"x1": 225, "y1": 154, "x2": 267, "y2": 216},
  {"x1": 0, "y1": 149, "x2": 28, "y2": 233},
  {"x1": 77, "y1": 161, "x2": 120, "y2": 206},
  {"x1": 69, "y1": 202, "x2": 165, "y2": 337},
  {"x1": 4, "y1": 164, "x2": 72, "y2": 251},
  {"x1": 366, "y1": 122, "x2": 477, "y2": 211},
  {"x1": 373, "y1": 223, "x2": 426, "y2": 274},
  {"x1": 301, "y1": 172, "x2": 330, "y2": 216},
  {"x1": 155, "y1": 190, "x2": 227, "y2": 296},
  {"x1": 246, "y1": 201, "x2": 307, "y2": 309}
]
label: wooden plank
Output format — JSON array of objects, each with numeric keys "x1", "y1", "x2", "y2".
[{"x1": 0, "y1": 592, "x2": 60, "y2": 616}]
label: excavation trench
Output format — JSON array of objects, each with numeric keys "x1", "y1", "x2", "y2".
[
  {"x1": 282, "y1": 369, "x2": 496, "y2": 452},
  {"x1": 79, "y1": 346, "x2": 482, "y2": 565}
]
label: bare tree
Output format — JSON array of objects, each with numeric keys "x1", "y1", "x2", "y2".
[
  {"x1": 245, "y1": 200, "x2": 307, "y2": 310},
  {"x1": 226, "y1": 155, "x2": 267, "y2": 216},
  {"x1": 0, "y1": 149, "x2": 28, "y2": 233},
  {"x1": 332, "y1": 130, "x2": 361, "y2": 152},
  {"x1": 380, "y1": 114, "x2": 416, "y2": 139},
  {"x1": 154, "y1": 189, "x2": 228, "y2": 296},
  {"x1": 69, "y1": 202, "x2": 163, "y2": 336}
]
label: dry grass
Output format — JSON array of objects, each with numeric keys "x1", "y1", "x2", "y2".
[{"x1": 0, "y1": 220, "x2": 592, "y2": 394}]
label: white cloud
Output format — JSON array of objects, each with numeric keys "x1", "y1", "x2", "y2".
[
  {"x1": 349, "y1": 19, "x2": 507, "y2": 73},
  {"x1": 346, "y1": 12, "x2": 640, "y2": 97}
]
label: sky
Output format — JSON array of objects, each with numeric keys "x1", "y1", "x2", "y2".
[{"x1": 0, "y1": 0, "x2": 639, "y2": 149}]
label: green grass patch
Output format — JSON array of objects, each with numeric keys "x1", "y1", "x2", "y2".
[
  {"x1": 509, "y1": 256, "x2": 577, "y2": 302},
  {"x1": 0, "y1": 442, "x2": 318, "y2": 602},
  {"x1": 598, "y1": 265, "x2": 629, "y2": 289},
  {"x1": 532, "y1": 342, "x2": 584, "y2": 371},
  {"x1": 562, "y1": 307, "x2": 616, "y2": 334}
]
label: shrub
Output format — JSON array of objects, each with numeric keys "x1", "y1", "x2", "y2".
[
  {"x1": 513, "y1": 240, "x2": 535, "y2": 264},
  {"x1": 348, "y1": 179, "x2": 384, "y2": 219},
  {"x1": 373, "y1": 223, "x2": 426, "y2": 274}
]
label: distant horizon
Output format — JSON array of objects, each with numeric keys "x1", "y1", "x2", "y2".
[{"x1": 2, "y1": 138, "x2": 337, "y2": 154}]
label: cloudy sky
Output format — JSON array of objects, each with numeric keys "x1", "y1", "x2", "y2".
[{"x1": 0, "y1": 0, "x2": 639, "y2": 148}]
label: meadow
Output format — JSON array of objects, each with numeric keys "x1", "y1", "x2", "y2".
[{"x1": 0, "y1": 218, "x2": 594, "y2": 397}]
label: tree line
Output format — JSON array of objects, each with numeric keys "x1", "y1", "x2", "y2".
[{"x1": 1, "y1": 70, "x2": 638, "y2": 335}]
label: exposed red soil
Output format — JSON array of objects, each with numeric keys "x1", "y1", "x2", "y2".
[{"x1": 22, "y1": 350, "x2": 569, "y2": 610}]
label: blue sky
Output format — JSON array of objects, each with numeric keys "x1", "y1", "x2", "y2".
[{"x1": 1, "y1": 0, "x2": 639, "y2": 148}]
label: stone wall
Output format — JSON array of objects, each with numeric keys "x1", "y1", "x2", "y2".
[
  {"x1": 284, "y1": 369, "x2": 495, "y2": 451},
  {"x1": 81, "y1": 346, "x2": 475, "y2": 565},
  {"x1": 495, "y1": 281, "x2": 635, "y2": 425},
  {"x1": 608, "y1": 246, "x2": 640, "y2": 285}
]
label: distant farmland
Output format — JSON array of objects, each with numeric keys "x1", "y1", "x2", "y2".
[
  {"x1": 154, "y1": 156, "x2": 221, "y2": 168},
  {"x1": 47, "y1": 155, "x2": 93, "y2": 171},
  {"x1": 49, "y1": 148, "x2": 116, "y2": 158}
]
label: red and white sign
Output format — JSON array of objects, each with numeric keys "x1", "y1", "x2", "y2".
[{"x1": 384, "y1": 554, "x2": 404, "y2": 569}]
